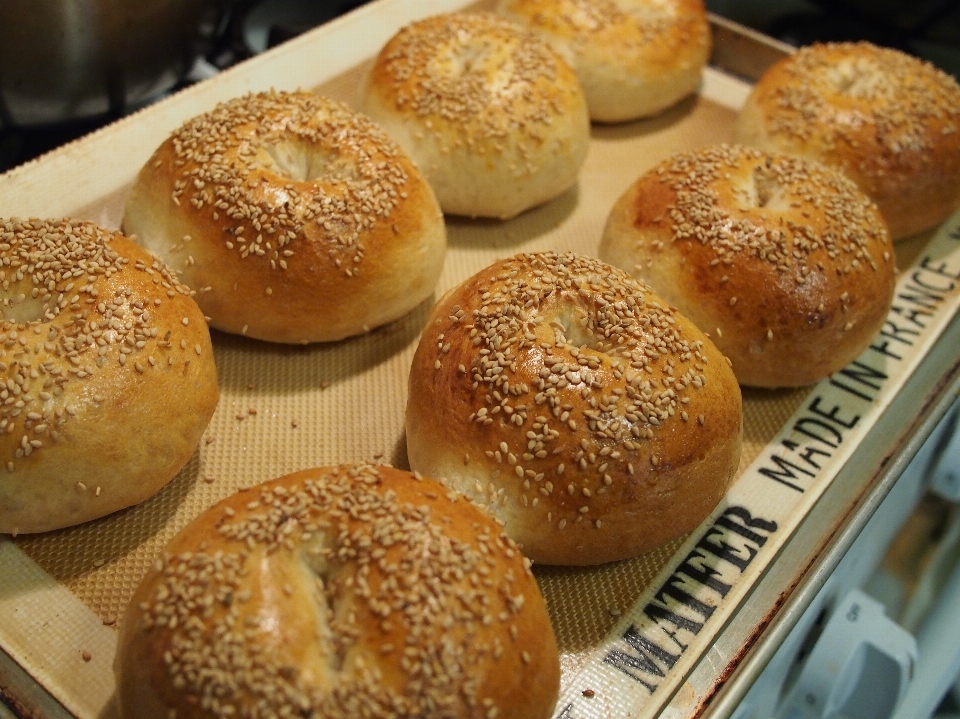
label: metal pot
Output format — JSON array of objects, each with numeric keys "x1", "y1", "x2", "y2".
[{"x1": 0, "y1": 0, "x2": 217, "y2": 128}]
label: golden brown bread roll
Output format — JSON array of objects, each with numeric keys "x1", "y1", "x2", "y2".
[
  {"x1": 600, "y1": 144, "x2": 896, "y2": 388},
  {"x1": 734, "y1": 42, "x2": 960, "y2": 240},
  {"x1": 115, "y1": 463, "x2": 560, "y2": 719},
  {"x1": 359, "y1": 13, "x2": 590, "y2": 219},
  {"x1": 0, "y1": 218, "x2": 218, "y2": 535},
  {"x1": 123, "y1": 90, "x2": 447, "y2": 344},
  {"x1": 406, "y1": 252, "x2": 743, "y2": 566},
  {"x1": 498, "y1": 0, "x2": 711, "y2": 122}
]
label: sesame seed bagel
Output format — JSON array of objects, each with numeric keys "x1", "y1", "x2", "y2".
[
  {"x1": 0, "y1": 218, "x2": 218, "y2": 535},
  {"x1": 734, "y1": 42, "x2": 960, "y2": 240},
  {"x1": 498, "y1": 0, "x2": 711, "y2": 123},
  {"x1": 115, "y1": 463, "x2": 560, "y2": 719},
  {"x1": 599, "y1": 145, "x2": 896, "y2": 388},
  {"x1": 123, "y1": 90, "x2": 447, "y2": 344},
  {"x1": 405, "y1": 252, "x2": 743, "y2": 566},
  {"x1": 359, "y1": 13, "x2": 590, "y2": 219}
]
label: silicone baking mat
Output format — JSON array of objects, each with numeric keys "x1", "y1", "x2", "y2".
[{"x1": 0, "y1": 2, "x2": 958, "y2": 718}]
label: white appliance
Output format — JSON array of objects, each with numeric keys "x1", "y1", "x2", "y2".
[{"x1": 730, "y1": 400, "x2": 960, "y2": 719}]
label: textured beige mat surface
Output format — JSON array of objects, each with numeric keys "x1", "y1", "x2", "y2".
[{"x1": 0, "y1": 3, "x2": 943, "y2": 717}]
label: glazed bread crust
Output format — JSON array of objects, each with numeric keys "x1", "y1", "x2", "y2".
[
  {"x1": 600, "y1": 145, "x2": 896, "y2": 388},
  {"x1": 116, "y1": 464, "x2": 560, "y2": 719},
  {"x1": 734, "y1": 42, "x2": 960, "y2": 240},
  {"x1": 0, "y1": 218, "x2": 219, "y2": 534},
  {"x1": 406, "y1": 252, "x2": 743, "y2": 566},
  {"x1": 124, "y1": 91, "x2": 447, "y2": 343},
  {"x1": 499, "y1": 0, "x2": 711, "y2": 122},
  {"x1": 360, "y1": 13, "x2": 590, "y2": 219}
]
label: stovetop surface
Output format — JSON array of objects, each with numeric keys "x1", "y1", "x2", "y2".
[{"x1": 1, "y1": 0, "x2": 958, "y2": 174}]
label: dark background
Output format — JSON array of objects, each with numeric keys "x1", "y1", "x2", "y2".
[{"x1": 1, "y1": 0, "x2": 959, "y2": 174}]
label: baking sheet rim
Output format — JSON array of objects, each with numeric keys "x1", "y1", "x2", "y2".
[{"x1": 1, "y1": 2, "x2": 952, "y2": 718}]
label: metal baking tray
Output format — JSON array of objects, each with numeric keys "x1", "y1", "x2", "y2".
[{"x1": 1, "y1": 3, "x2": 959, "y2": 718}]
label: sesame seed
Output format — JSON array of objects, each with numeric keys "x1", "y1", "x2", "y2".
[
  {"x1": 751, "y1": 43, "x2": 960, "y2": 229},
  {"x1": 143, "y1": 89, "x2": 417, "y2": 331},
  {"x1": 372, "y1": 12, "x2": 579, "y2": 180},
  {"x1": 625, "y1": 144, "x2": 894, "y2": 360},
  {"x1": 410, "y1": 251, "x2": 732, "y2": 550},
  {"x1": 0, "y1": 220, "x2": 200, "y2": 474},
  {"x1": 126, "y1": 463, "x2": 545, "y2": 717}
]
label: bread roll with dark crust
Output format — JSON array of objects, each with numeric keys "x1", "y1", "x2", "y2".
[
  {"x1": 0, "y1": 218, "x2": 218, "y2": 535},
  {"x1": 498, "y1": 0, "x2": 711, "y2": 122},
  {"x1": 406, "y1": 252, "x2": 743, "y2": 566},
  {"x1": 600, "y1": 144, "x2": 896, "y2": 388},
  {"x1": 123, "y1": 91, "x2": 446, "y2": 344},
  {"x1": 116, "y1": 463, "x2": 560, "y2": 719},
  {"x1": 734, "y1": 42, "x2": 960, "y2": 240},
  {"x1": 359, "y1": 13, "x2": 590, "y2": 220}
]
